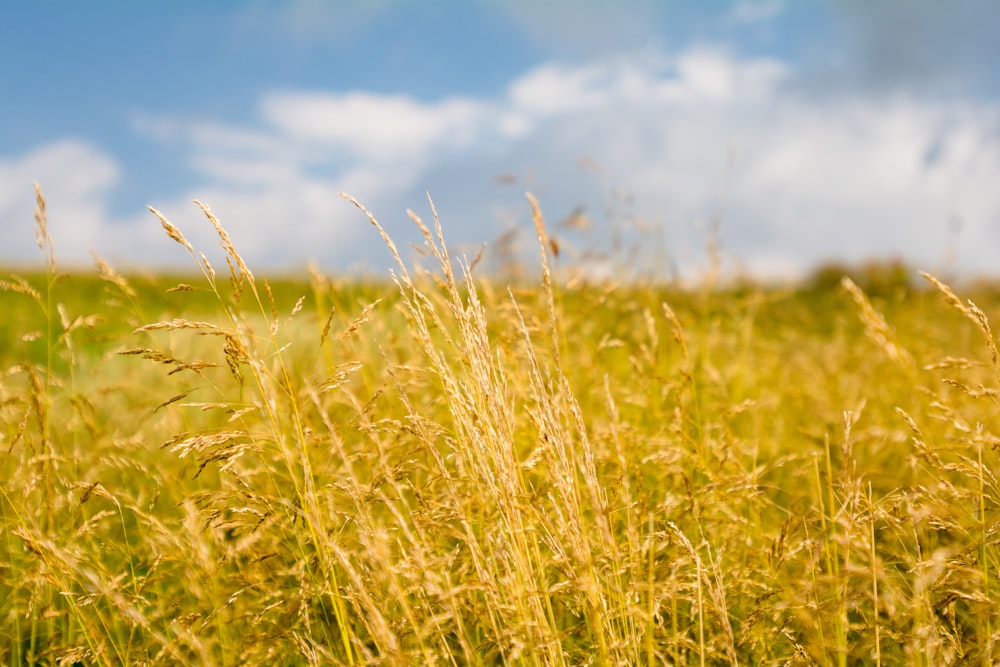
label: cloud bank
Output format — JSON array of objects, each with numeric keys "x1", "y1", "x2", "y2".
[{"x1": 2, "y1": 46, "x2": 998, "y2": 280}]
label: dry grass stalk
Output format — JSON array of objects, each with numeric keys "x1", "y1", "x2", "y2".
[{"x1": 3, "y1": 188, "x2": 1000, "y2": 664}]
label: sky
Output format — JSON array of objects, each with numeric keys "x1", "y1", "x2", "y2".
[{"x1": 1, "y1": 0, "x2": 999, "y2": 282}]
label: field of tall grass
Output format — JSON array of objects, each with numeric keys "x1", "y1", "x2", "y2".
[{"x1": 2, "y1": 185, "x2": 999, "y2": 665}]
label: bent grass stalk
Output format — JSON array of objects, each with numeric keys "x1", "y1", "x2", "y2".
[{"x1": 148, "y1": 202, "x2": 357, "y2": 662}]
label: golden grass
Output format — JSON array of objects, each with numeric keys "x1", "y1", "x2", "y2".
[{"x1": 1, "y1": 185, "x2": 999, "y2": 665}]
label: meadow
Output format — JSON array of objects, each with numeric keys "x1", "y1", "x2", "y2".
[{"x1": 2, "y1": 187, "x2": 999, "y2": 665}]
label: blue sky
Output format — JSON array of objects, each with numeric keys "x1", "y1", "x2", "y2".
[{"x1": 2, "y1": 1, "x2": 999, "y2": 280}]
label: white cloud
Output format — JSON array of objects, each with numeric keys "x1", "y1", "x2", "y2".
[
  {"x1": 726, "y1": 100, "x2": 999, "y2": 262},
  {"x1": 4, "y1": 46, "x2": 999, "y2": 281},
  {"x1": 507, "y1": 62, "x2": 616, "y2": 115},
  {"x1": 670, "y1": 49, "x2": 788, "y2": 104},
  {"x1": 150, "y1": 181, "x2": 349, "y2": 266},
  {"x1": 486, "y1": 51, "x2": 998, "y2": 279},
  {"x1": 0, "y1": 139, "x2": 119, "y2": 265},
  {"x1": 258, "y1": 91, "x2": 489, "y2": 162}
]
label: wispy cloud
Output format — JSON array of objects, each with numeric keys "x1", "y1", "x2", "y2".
[{"x1": 730, "y1": 0, "x2": 786, "y2": 24}]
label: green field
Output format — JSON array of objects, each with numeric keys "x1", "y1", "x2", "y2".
[{"x1": 2, "y1": 192, "x2": 999, "y2": 665}]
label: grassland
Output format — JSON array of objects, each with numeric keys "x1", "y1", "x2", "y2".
[{"x1": 2, "y1": 188, "x2": 999, "y2": 665}]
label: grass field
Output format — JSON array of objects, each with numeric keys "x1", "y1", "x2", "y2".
[{"x1": 2, "y1": 187, "x2": 999, "y2": 665}]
